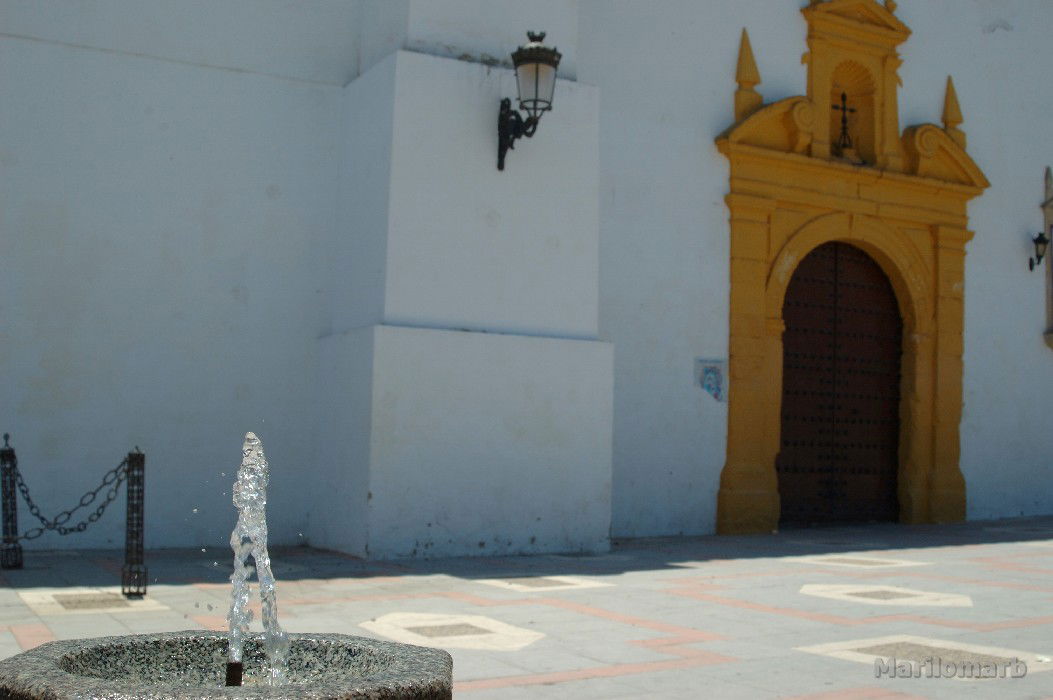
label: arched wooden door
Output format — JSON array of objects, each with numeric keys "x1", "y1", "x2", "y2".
[{"x1": 777, "y1": 241, "x2": 902, "y2": 525}]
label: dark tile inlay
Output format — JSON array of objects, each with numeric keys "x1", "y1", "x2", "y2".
[
  {"x1": 856, "y1": 642, "x2": 1014, "y2": 667},
  {"x1": 405, "y1": 623, "x2": 491, "y2": 638},
  {"x1": 819, "y1": 557, "x2": 892, "y2": 567},
  {"x1": 52, "y1": 593, "x2": 129, "y2": 610},
  {"x1": 848, "y1": 590, "x2": 918, "y2": 600},
  {"x1": 503, "y1": 577, "x2": 567, "y2": 588}
]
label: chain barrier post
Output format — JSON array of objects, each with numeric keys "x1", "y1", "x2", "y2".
[
  {"x1": 1, "y1": 434, "x2": 22, "y2": 570},
  {"x1": 121, "y1": 450, "x2": 146, "y2": 597}
]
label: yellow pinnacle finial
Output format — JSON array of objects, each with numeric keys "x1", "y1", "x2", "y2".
[
  {"x1": 736, "y1": 28, "x2": 760, "y2": 88},
  {"x1": 734, "y1": 29, "x2": 763, "y2": 122},
  {"x1": 942, "y1": 76, "x2": 962, "y2": 128},
  {"x1": 942, "y1": 76, "x2": 966, "y2": 149}
]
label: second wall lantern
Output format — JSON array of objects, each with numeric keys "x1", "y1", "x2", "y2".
[
  {"x1": 497, "y1": 32, "x2": 562, "y2": 171},
  {"x1": 1031, "y1": 227, "x2": 1050, "y2": 271}
]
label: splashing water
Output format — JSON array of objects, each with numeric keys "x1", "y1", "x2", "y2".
[{"x1": 227, "y1": 432, "x2": 289, "y2": 685}]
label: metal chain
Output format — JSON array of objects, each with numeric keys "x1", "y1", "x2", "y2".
[{"x1": 13, "y1": 458, "x2": 128, "y2": 540}]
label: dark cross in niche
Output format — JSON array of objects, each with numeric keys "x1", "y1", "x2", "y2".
[{"x1": 831, "y1": 91, "x2": 856, "y2": 153}]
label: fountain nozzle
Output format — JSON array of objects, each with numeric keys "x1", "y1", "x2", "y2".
[{"x1": 225, "y1": 661, "x2": 243, "y2": 687}]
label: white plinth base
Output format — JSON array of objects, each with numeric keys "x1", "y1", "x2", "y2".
[{"x1": 316, "y1": 324, "x2": 613, "y2": 559}]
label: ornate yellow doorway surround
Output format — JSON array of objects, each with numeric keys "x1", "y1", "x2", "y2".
[{"x1": 715, "y1": 0, "x2": 988, "y2": 534}]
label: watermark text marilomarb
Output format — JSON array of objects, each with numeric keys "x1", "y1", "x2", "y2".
[{"x1": 875, "y1": 656, "x2": 1027, "y2": 679}]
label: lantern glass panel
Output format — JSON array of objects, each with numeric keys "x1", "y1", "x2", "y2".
[{"x1": 516, "y1": 62, "x2": 557, "y2": 119}]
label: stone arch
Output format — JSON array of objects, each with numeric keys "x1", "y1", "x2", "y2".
[{"x1": 766, "y1": 212, "x2": 930, "y2": 332}]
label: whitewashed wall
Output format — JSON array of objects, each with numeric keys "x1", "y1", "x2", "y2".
[
  {"x1": 3, "y1": 0, "x2": 1052, "y2": 555},
  {"x1": 897, "y1": 1, "x2": 1053, "y2": 519},
  {"x1": 313, "y1": 327, "x2": 373, "y2": 556},
  {"x1": 0, "y1": 23, "x2": 341, "y2": 550},
  {"x1": 351, "y1": 0, "x2": 578, "y2": 84},
  {"x1": 383, "y1": 51, "x2": 597, "y2": 337},
  {"x1": 0, "y1": 0, "x2": 361, "y2": 84},
  {"x1": 365, "y1": 325, "x2": 612, "y2": 558}
]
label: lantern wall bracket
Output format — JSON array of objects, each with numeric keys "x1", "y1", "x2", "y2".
[
  {"x1": 497, "y1": 98, "x2": 539, "y2": 171},
  {"x1": 1030, "y1": 227, "x2": 1050, "y2": 271}
]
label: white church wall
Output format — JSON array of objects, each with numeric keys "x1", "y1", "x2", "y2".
[
  {"x1": 313, "y1": 50, "x2": 397, "y2": 554},
  {"x1": 314, "y1": 323, "x2": 614, "y2": 560},
  {"x1": 354, "y1": 0, "x2": 411, "y2": 85},
  {"x1": 0, "y1": 0, "x2": 361, "y2": 85},
  {"x1": 405, "y1": 0, "x2": 578, "y2": 80},
  {"x1": 384, "y1": 50, "x2": 599, "y2": 338},
  {"x1": 365, "y1": 324, "x2": 612, "y2": 559},
  {"x1": 0, "y1": 31, "x2": 341, "y2": 549},
  {"x1": 313, "y1": 328, "x2": 374, "y2": 557},
  {"x1": 329, "y1": 49, "x2": 599, "y2": 339},
  {"x1": 895, "y1": 1, "x2": 1053, "y2": 519},
  {"x1": 577, "y1": 0, "x2": 804, "y2": 537},
  {"x1": 350, "y1": 0, "x2": 576, "y2": 85},
  {"x1": 329, "y1": 53, "x2": 396, "y2": 335}
]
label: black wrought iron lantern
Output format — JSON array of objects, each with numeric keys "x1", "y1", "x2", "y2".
[
  {"x1": 497, "y1": 31, "x2": 562, "y2": 170},
  {"x1": 1030, "y1": 227, "x2": 1050, "y2": 271}
]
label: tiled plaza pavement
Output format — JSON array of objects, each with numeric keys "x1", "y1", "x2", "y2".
[{"x1": 3, "y1": 517, "x2": 1053, "y2": 699}]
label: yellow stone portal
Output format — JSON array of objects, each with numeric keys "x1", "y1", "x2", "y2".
[{"x1": 716, "y1": 0, "x2": 988, "y2": 534}]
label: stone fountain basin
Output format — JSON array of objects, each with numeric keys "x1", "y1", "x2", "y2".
[{"x1": 0, "y1": 630, "x2": 453, "y2": 699}]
